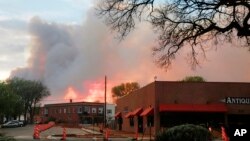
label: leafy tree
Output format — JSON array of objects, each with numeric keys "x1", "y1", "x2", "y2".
[
  {"x1": 181, "y1": 76, "x2": 206, "y2": 82},
  {"x1": 7, "y1": 77, "x2": 50, "y2": 123},
  {"x1": 112, "y1": 82, "x2": 140, "y2": 97},
  {"x1": 98, "y1": 0, "x2": 250, "y2": 69},
  {"x1": 0, "y1": 81, "x2": 22, "y2": 123}
]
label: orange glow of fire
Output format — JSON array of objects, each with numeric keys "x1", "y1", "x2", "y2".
[
  {"x1": 63, "y1": 81, "x2": 114, "y2": 103},
  {"x1": 64, "y1": 86, "x2": 78, "y2": 100},
  {"x1": 83, "y1": 82, "x2": 104, "y2": 102}
]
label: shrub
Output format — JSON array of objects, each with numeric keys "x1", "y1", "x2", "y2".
[{"x1": 156, "y1": 124, "x2": 212, "y2": 141}]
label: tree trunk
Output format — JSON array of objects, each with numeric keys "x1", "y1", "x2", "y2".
[
  {"x1": 24, "y1": 112, "x2": 27, "y2": 122},
  {"x1": 29, "y1": 105, "x2": 34, "y2": 124}
]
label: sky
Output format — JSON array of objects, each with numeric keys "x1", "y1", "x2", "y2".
[{"x1": 1, "y1": 0, "x2": 250, "y2": 104}]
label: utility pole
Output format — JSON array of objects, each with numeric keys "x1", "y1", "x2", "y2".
[{"x1": 104, "y1": 76, "x2": 107, "y2": 127}]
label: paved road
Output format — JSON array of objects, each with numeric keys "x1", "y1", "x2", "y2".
[
  {"x1": 0, "y1": 125, "x2": 135, "y2": 141},
  {"x1": 0, "y1": 124, "x2": 34, "y2": 139}
]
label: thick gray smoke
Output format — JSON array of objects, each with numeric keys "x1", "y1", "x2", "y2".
[
  {"x1": 10, "y1": 8, "x2": 250, "y2": 104},
  {"x1": 10, "y1": 10, "x2": 159, "y2": 103}
]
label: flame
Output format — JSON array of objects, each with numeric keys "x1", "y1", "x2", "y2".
[
  {"x1": 64, "y1": 86, "x2": 77, "y2": 100},
  {"x1": 63, "y1": 80, "x2": 114, "y2": 103},
  {"x1": 83, "y1": 81, "x2": 105, "y2": 102}
]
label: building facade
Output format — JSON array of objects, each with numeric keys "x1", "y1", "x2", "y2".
[
  {"x1": 39, "y1": 101, "x2": 115, "y2": 125},
  {"x1": 115, "y1": 81, "x2": 250, "y2": 135}
]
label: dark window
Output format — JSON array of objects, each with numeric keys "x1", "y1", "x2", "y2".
[
  {"x1": 83, "y1": 106, "x2": 90, "y2": 113},
  {"x1": 118, "y1": 117, "x2": 123, "y2": 124},
  {"x1": 129, "y1": 117, "x2": 134, "y2": 127},
  {"x1": 78, "y1": 107, "x2": 82, "y2": 113},
  {"x1": 92, "y1": 107, "x2": 97, "y2": 114},
  {"x1": 107, "y1": 109, "x2": 112, "y2": 114},
  {"x1": 98, "y1": 107, "x2": 103, "y2": 114},
  {"x1": 147, "y1": 115, "x2": 154, "y2": 127}
]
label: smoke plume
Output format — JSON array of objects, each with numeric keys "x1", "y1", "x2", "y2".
[{"x1": 10, "y1": 8, "x2": 250, "y2": 104}]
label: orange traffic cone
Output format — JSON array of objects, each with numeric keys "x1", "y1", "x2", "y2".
[
  {"x1": 61, "y1": 127, "x2": 66, "y2": 140},
  {"x1": 33, "y1": 125, "x2": 40, "y2": 139},
  {"x1": 105, "y1": 128, "x2": 109, "y2": 140},
  {"x1": 133, "y1": 127, "x2": 138, "y2": 140},
  {"x1": 221, "y1": 126, "x2": 229, "y2": 141}
]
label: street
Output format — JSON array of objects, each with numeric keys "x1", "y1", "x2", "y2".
[{"x1": 0, "y1": 125, "x2": 135, "y2": 141}]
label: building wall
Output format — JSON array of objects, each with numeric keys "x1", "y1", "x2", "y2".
[
  {"x1": 40, "y1": 102, "x2": 106, "y2": 124},
  {"x1": 156, "y1": 81, "x2": 250, "y2": 114},
  {"x1": 116, "y1": 82, "x2": 156, "y2": 134},
  {"x1": 46, "y1": 105, "x2": 80, "y2": 124},
  {"x1": 116, "y1": 81, "x2": 250, "y2": 135},
  {"x1": 106, "y1": 104, "x2": 115, "y2": 122}
]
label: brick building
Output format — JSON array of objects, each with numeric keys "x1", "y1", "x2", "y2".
[
  {"x1": 115, "y1": 81, "x2": 250, "y2": 135},
  {"x1": 39, "y1": 101, "x2": 115, "y2": 125}
]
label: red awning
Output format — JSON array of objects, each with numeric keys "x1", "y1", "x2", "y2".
[
  {"x1": 125, "y1": 112, "x2": 133, "y2": 118},
  {"x1": 159, "y1": 104, "x2": 228, "y2": 112},
  {"x1": 140, "y1": 107, "x2": 154, "y2": 116},
  {"x1": 115, "y1": 112, "x2": 122, "y2": 118},
  {"x1": 131, "y1": 108, "x2": 143, "y2": 116}
]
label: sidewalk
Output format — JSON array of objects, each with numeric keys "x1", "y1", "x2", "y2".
[{"x1": 82, "y1": 126, "x2": 155, "y2": 140}]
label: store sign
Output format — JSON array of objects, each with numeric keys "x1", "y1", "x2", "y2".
[{"x1": 221, "y1": 97, "x2": 250, "y2": 104}]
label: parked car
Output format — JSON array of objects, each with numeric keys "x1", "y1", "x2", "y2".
[
  {"x1": 1, "y1": 120, "x2": 24, "y2": 128},
  {"x1": 16, "y1": 120, "x2": 24, "y2": 127}
]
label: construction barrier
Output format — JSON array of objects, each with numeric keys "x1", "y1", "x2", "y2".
[
  {"x1": 33, "y1": 125, "x2": 40, "y2": 139},
  {"x1": 38, "y1": 121, "x2": 55, "y2": 132},
  {"x1": 33, "y1": 121, "x2": 55, "y2": 139},
  {"x1": 61, "y1": 127, "x2": 66, "y2": 140}
]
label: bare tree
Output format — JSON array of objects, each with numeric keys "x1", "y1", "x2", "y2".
[{"x1": 97, "y1": 0, "x2": 250, "y2": 69}]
